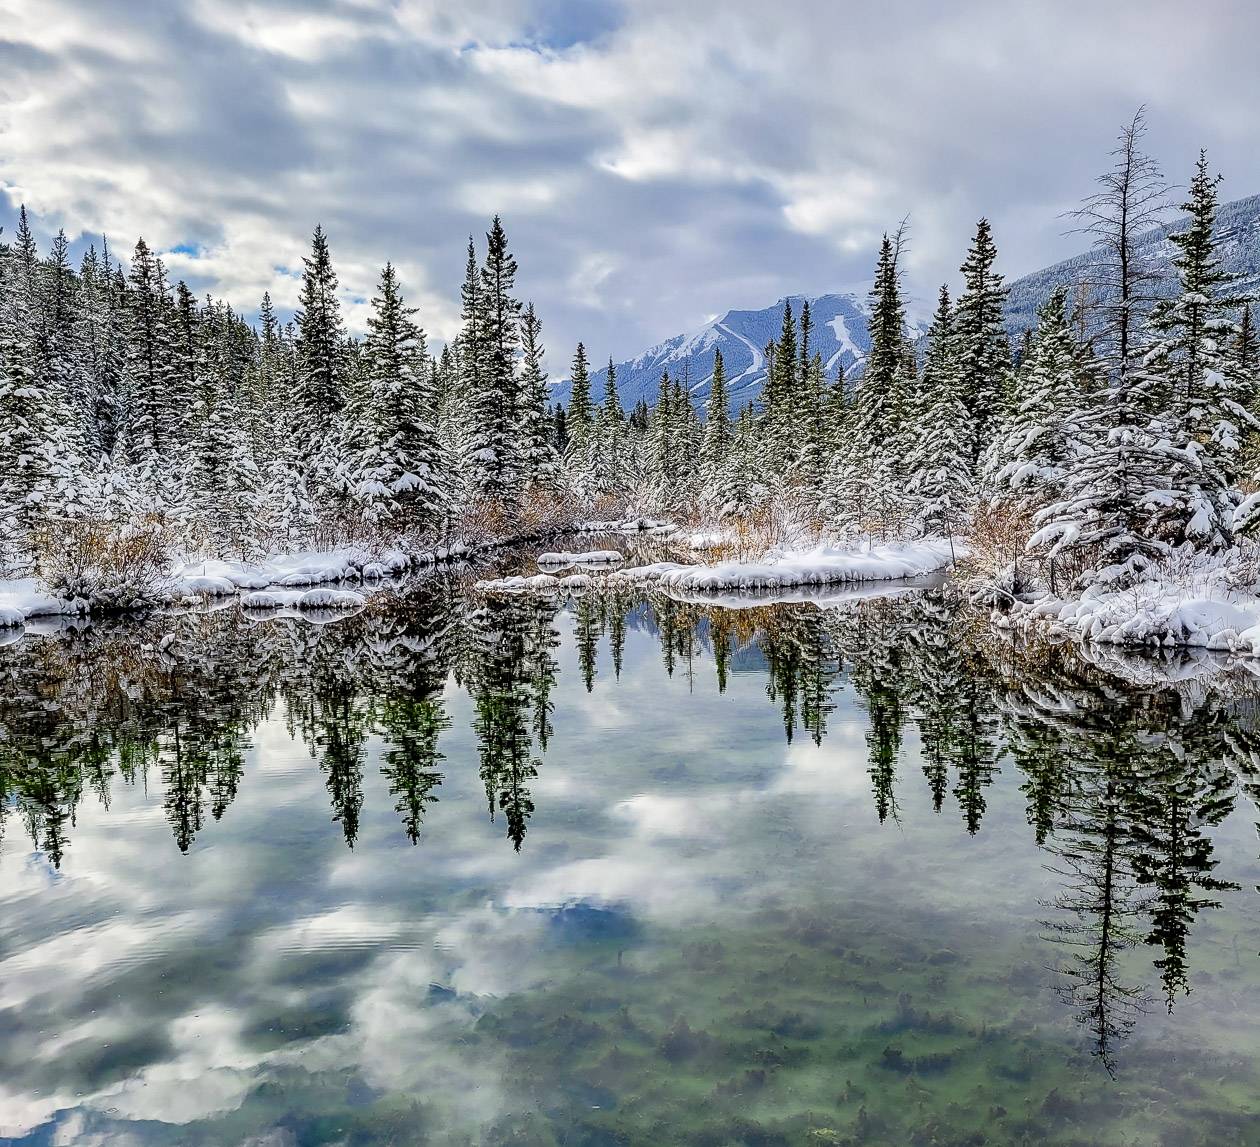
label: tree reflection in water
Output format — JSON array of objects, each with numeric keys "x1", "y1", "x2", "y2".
[{"x1": 2, "y1": 575, "x2": 1258, "y2": 1072}]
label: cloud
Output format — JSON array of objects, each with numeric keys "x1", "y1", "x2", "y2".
[{"x1": 3, "y1": 0, "x2": 1260, "y2": 368}]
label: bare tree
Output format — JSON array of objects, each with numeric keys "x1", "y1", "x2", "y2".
[{"x1": 1069, "y1": 107, "x2": 1173, "y2": 391}]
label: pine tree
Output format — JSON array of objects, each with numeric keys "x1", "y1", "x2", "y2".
[
  {"x1": 701, "y1": 346, "x2": 733, "y2": 510},
  {"x1": 1146, "y1": 151, "x2": 1254, "y2": 546},
  {"x1": 517, "y1": 302, "x2": 559, "y2": 491},
  {"x1": 120, "y1": 237, "x2": 176, "y2": 470},
  {"x1": 0, "y1": 214, "x2": 53, "y2": 569},
  {"x1": 985, "y1": 286, "x2": 1081, "y2": 510},
  {"x1": 908, "y1": 284, "x2": 973, "y2": 534},
  {"x1": 952, "y1": 218, "x2": 1011, "y2": 464},
  {"x1": 564, "y1": 342, "x2": 596, "y2": 495},
  {"x1": 833, "y1": 236, "x2": 911, "y2": 537},
  {"x1": 355, "y1": 262, "x2": 446, "y2": 539},
  {"x1": 1070, "y1": 108, "x2": 1171, "y2": 386},
  {"x1": 294, "y1": 224, "x2": 345, "y2": 426},
  {"x1": 469, "y1": 215, "x2": 523, "y2": 506}
]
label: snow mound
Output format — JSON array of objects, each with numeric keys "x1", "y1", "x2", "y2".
[
  {"x1": 1011, "y1": 584, "x2": 1260, "y2": 654},
  {"x1": 476, "y1": 574, "x2": 561, "y2": 594},
  {"x1": 537, "y1": 550, "x2": 624, "y2": 568},
  {"x1": 296, "y1": 588, "x2": 365, "y2": 611},
  {"x1": 0, "y1": 578, "x2": 82, "y2": 625},
  {"x1": 559, "y1": 573, "x2": 595, "y2": 589},
  {"x1": 612, "y1": 539, "x2": 956, "y2": 592}
]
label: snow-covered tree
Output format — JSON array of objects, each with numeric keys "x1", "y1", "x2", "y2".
[
  {"x1": 517, "y1": 302, "x2": 559, "y2": 492},
  {"x1": 984, "y1": 286, "x2": 1081, "y2": 510},
  {"x1": 952, "y1": 218, "x2": 1011, "y2": 463},
  {"x1": 1143, "y1": 151, "x2": 1254, "y2": 545},
  {"x1": 355, "y1": 262, "x2": 446, "y2": 540},
  {"x1": 908, "y1": 284, "x2": 974, "y2": 534}
]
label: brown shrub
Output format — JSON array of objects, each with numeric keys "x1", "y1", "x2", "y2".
[{"x1": 33, "y1": 514, "x2": 175, "y2": 612}]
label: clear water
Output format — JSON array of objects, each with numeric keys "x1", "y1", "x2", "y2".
[{"x1": 2, "y1": 559, "x2": 1260, "y2": 1146}]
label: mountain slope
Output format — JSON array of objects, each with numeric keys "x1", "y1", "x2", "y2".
[
  {"x1": 553, "y1": 292, "x2": 886, "y2": 412},
  {"x1": 563, "y1": 193, "x2": 1260, "y2": 413},
  {"x1": 1002, "y1": 192, "x2": 1260, "y2": 334}
]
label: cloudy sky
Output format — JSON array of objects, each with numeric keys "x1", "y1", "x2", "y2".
[{"x1": 2, "y1": 0, "x2": 1259, "y2": 368}]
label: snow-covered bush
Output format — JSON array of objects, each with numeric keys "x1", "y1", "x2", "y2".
[{"x1": 33, "y1": 514, "x2": 175, "y2": 613}]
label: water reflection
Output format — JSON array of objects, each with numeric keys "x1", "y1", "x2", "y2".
[{"x1": 2, "y1": 573, "x2": 1259, "y2": 1140}]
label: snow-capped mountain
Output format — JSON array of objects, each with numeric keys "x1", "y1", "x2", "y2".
[
  {"x1": 553, "y1": 292, "x2": 892, "y2": 412},
  {"x1": 566, "y1": 193, "x2": 1260, "y2": 413}
]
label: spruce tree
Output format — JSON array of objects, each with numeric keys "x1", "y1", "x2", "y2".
[
  {"x1": 295, "y1": 224, "x2": 346, "y2": 425},
  {"x1": 908, "y1": 284, "x2": 973, "y2": 535},
  {"x1": 355, "y1": 261, "x2": 446, "y2": 539},
  {"x1": 470, "y1": 215, "x2": 523, "y2": 506},
  {"x1": 702, "y1": 346, "x2": 733, "y2": 511},
  {"x1": 952, "y1": 218, "x2": 1011, "y2": 464},
  {"x1": 517, "y1": 302, "x2": 559, "y2": 491},
  {"x1": 985, "y1": 286, "x2": 1082, "y2": 510},
  {"x1": 1145, "y1": 151, "x2": 1253, "y2": 546}
]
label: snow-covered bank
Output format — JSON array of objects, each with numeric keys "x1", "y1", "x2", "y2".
[
  {"x1": 536, "y1": 549, "x2": 624, "y2": 568},
  {"x1": 992, "y1": 549, "x2": 1260, "y2": 657},
  {"x1": 611, "y1": 538, "x2": 959, "y2": 592},
  {"x1": 476, "y1": 538, "x2": 959, "y2": 598}
]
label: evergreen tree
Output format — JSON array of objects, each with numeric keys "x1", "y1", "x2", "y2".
[
  {"x1": 952, "y1": 218, "x2": 1011, "y2": 464},
  {"x1": 985, "y1": 286, "x2": 1082, "y2": 509},
  {"x1": 294, "y1": 224, "x2": 346, "y2": 425},
  {"x1": 517, "y1": 302, "x2": 559, "y2": 491},
  {"x1": 1143, "y1": 152, "x2": 1253, "y2": 546},
  {"x1": 908, "y1": 284, "x2": 973, "y2": 535},
  {"x1": 355, "y1": 261, "x2": 446, "y2": 538},
  {"x1": 701, "y1": 347, "x2": 734, "y2": 510},
  {"x1": 469, "y1": 216, "x2": 523, "y2": 506}
]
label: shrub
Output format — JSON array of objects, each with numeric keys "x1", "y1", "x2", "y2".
[{"x1": 33, "y1": 514, "x2": 175, "y2": 613}]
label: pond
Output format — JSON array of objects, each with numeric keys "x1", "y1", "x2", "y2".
[{"x1": 1, "y1": 554, "x2": 1259, "y2": 1145}]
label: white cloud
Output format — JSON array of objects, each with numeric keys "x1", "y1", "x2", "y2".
[{"x1": 4, "y1": 0, "x2": 1260, "y2": 366}]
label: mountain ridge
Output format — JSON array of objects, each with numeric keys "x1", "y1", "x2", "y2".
[{"x1": 557, "y1": 192, "x2": 1260, "y2": 413}]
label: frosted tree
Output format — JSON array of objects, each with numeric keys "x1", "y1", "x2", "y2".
[
  {"x1": 563, "y1": 342, "x2": 597, "y2": 496},
  {"x1": 952, "y1": 218, "x2": 1011, "y2": 464},
  {"x1": 119, "y1": 238, "x2": 176, "y2": 477},
  {"x1": 833, "y1": 235, "x2": 911, "y2": 537},
  {"x1": 468, "y1": 216, "x2": 523, "y2": 507},
  {"x1": 517, "y1": 302, "x2": 559, "y2": 492},
  {"x1": 294, "y1": 225, "x2": 347, "y2": 524},
  {"x1": 0, "y1": 218, "x2": 52, "y2": 570},
  {"x1": 701, "y1": 347, "x2": 734, "y2": 511},
  {"x1": 908, "y1": 285, "x2": 974, "y2": 535},
  {"x1": 1143, "y1": 151, "x2": 1255, "y2": 546},
  {"x1": 984, "y1": 286, "x2": 1082, "y2": 510},
  {"x1": 355, "y1": 262, "x2": 446, "y2": 541}
]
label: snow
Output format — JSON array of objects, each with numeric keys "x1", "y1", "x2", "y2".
[
  {"x1": 998, "y1": 548, "x2": 1260, "y2": 657},
  {"x1": 536, "y1": 550, "x2": 624, "y2": 568},
  {"x1": 611, "y1": 538, "x2": 958, "y2": 592},
  {"x1": 575, "y1": 517, "x2": 673, "y2": 534},
  {"x1": 0, "y1": 578, "x2": 82, "y2": 626},
  {"x1": 475, "y1": 573, "x2": 561, "y2": 594}
]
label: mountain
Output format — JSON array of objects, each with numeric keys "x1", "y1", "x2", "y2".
[
  {"x1": 1003, "y1": 191, "x2": 1260, "y2": 335},
  {"x1": 551, "y1": 292, "x2": 899, "y2": 412},
  {"x1": 561, "y1": 193, "x2": 1260, "y2": 413}
]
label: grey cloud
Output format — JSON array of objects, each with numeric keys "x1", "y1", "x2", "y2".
[{"x1": 3, "y1": 0, "x2": 1259, "y2": 370}]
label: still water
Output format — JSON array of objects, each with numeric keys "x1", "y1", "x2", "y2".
[{"x1": 1, "y1": 557, "x2": 1259, "y2": 1145}]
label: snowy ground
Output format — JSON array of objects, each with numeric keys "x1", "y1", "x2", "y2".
[
  {"x1": 996, "y1": 548, "x2": 1260, "y2": 657},
  {"x1": 0, "y1": 544, "x2": 477, "y2": 639},
  {"x1": 477, "y1": 537, "x2": 959, "y2": 597}
]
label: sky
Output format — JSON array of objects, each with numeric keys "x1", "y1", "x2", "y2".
[{"x1": 2, "y1": 0, "x2": 1259, "y2": 370}]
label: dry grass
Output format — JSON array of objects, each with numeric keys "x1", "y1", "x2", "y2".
[{"x1": 33, "y1": 514, "x2": 176, "y2": 612}]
